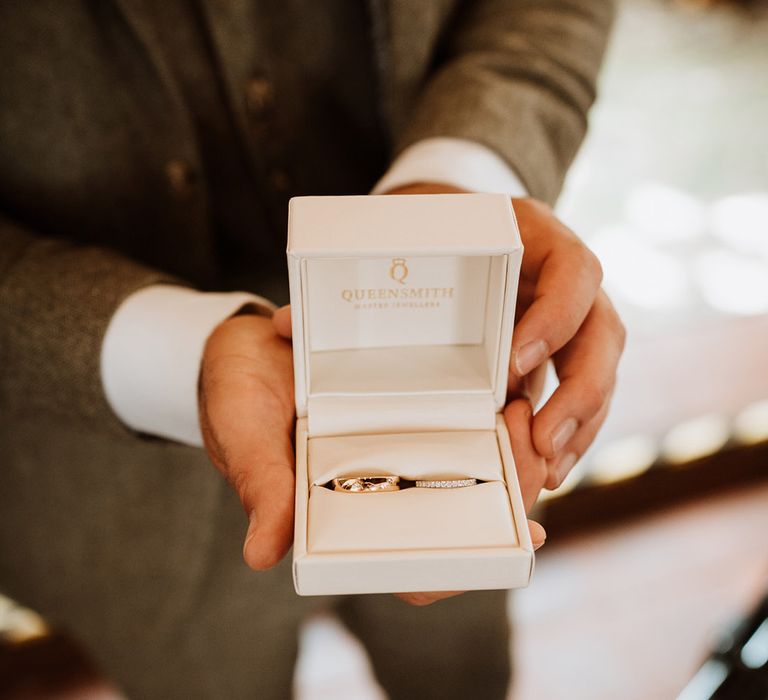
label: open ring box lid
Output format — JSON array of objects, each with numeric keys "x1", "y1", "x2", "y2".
[{"x1": 287, "y1": 194, "x2": 534, "y2": 596}]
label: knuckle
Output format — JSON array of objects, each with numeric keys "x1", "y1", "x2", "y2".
[
  {"x1": 545, "y1": 470, "x2": 563, "y2": 490},
  {"x1": 581, "y1": 380, "x2": 611, "y2": 415},
  {"x1": 599, "y1": 294, "x2": 627, "y2": 351},
  {"x1": 524, "y1": 455, "x2": 549, "y2": 492},
  {"x1": 581, "y1": 247, "x2": 604, "y2": 285},
  {"x1": 534, "y1": 460, "x2": 549, "y2": 489},
  {"x1": 615, "y1": 316, "x2": 627, "y2": 353},
  {"x1": 546, "y1": 449, "x2": 583, "y2": 490}
]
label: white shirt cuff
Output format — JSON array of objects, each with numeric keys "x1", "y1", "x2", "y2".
[
  {"x1": 372, "y1": 137, "x2": 529, "y2": 197},
  {"x1": 100, "y1": 284, "x2": 275, "y2": 447}
]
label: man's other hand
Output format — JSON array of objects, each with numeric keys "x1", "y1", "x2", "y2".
[
  {"x1": 508, "y1": 198, "x2": 625, "y2": 490},
  {"x1": 386, "y1": 185, "x2": 625, "y2": 494},
  {"x1": 199, "y1": 313, "x2": 296, "y2": 571}
]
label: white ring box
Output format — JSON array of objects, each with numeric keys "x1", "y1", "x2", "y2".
[{"x1": 288, "y1": 194, "x2": 534, "y2": 595}]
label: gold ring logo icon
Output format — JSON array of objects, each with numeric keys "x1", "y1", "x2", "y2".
[{"x1": 389, "y1": 258, "x2": 408, "y2": 285}]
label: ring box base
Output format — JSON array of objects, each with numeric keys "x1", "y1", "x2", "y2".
[{"x1": 287, "y1": 194, "x2": 534, "y2": 596}]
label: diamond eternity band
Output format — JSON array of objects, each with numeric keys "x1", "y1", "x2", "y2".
[{"x1": 413, "y1": 478, "x2": 478, "y2": 489}]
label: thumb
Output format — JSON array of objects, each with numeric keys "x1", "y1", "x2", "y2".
[
  {"x1": 200, "y1": 319, "x2": 296, "y2": 571},
  {"x1": 273, "y1": 305, "x2": 292, "y2": 339},
  {"x1": 503, "y1": 399, "x2": 547, "y2": 512},
  {"x1": 203, "y1": 380, "x2": 295, "y2": 570},
  {"x1": 503, "y1": 399, "x2": 548, "y2": 551},
  {"x1": 226, "y1": 389, "x2": 294, "y2": 570},
  {"x1": 241, "y1": 448, "x2": 296, "y2": 571}
]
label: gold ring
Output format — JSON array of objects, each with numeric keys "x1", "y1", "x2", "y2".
[{"x1": 332, "y1": 476, "x2": 400, "y2": 493}]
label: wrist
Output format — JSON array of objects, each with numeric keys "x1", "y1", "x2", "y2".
[
  {"x1": 101, "y1": 285, "x2": 277, "y2": 446},
  {"x1": 372, "y1": 138, "x2": 529, "y2": 197}
]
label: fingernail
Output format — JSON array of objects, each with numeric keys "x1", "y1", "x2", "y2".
[
  {"x1": 551, "y1": 418, "x2": 578, "y2": 454},
  {"x1": 534, "y1": 537, "x2": 546, "y2": 551},
  {"x1": 513, "y1": 340, "x2": 549, "y2": 376},
  {"x1": 555, "y1": 452, "x2": 578, "y2": 483}
]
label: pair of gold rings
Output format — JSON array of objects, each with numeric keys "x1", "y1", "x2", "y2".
[{"x1": 331, "y1": 476, "x2": 478, "y2": 493}]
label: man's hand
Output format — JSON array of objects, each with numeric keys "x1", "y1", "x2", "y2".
[
  {"x1": 199, "y1": 312, "x2": 296, "y2": 571},
  {"x1": 387, "y1": 184, "x2": 625, "y2": 492},
  {"x1": 509, "y1": 198, "x2": 625, "y2": 489}
]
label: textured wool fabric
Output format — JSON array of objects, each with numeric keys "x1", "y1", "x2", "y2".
[
  {"x1": 0, "y1": 1, "x2": 612, "y2": 697},
  {"x1": 0, "y1": 0, "x2": 613, "y2": 423},
  {"x1": 0, "y1": 217, "x2": 176, "y2": 431}
]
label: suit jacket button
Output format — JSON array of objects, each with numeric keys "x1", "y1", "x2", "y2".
[
  {"x1": 165, "y1": 158, "x2": 197, "y2": 196},
  {"x1": 246, "y1": 77, "x2": 273, "y2": 115}
]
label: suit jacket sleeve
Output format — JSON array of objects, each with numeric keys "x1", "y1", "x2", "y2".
[
  {"x1": 396, "y1": 0, "x2": 615, "y2": 205},
  {"x1": 0, "y1": 214, "x2": 175, "y2": 433}
]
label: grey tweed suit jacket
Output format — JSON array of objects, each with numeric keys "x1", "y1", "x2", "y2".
[{"x1": 0, "y1": 0, "x2": 612, "y2": 692}]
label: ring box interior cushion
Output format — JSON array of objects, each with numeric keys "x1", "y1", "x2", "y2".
[
  {"x1": 288, "y1": 194, "x2": 534, "y2": 595},
  {"x1": 308, "y1": 429, "x2": 518, "y2": 552}
]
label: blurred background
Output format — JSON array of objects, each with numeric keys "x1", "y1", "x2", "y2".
[
  {"x1": 293, "y1": 1, "x2": 768, "y2": 698},
  {"x1": 2, "y1": 0, "x2": 766, "y2": 698}
]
